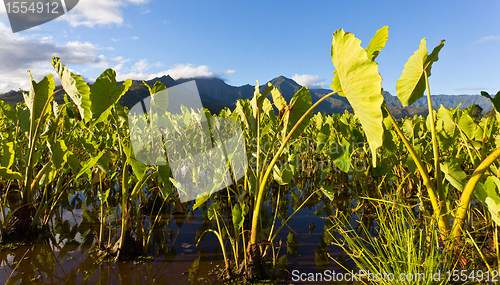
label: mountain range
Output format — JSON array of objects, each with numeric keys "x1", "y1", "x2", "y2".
[{"x1": 0, "y1": 75, "x2": 493, "y2": 119}]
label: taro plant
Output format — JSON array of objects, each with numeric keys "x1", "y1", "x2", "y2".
[
  {"x1": 327, "y1": 25, "x2": 500, "y2": 267},
  {"x1": 242, "y1": 82, "x2": 342, "y2": 277}
]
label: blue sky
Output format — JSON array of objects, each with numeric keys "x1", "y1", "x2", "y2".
[{"x1": 0, "y1": 0, "x2": 499, "y2": 96}]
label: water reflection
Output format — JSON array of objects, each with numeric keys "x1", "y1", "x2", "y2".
[{"x1": 1, "y1": 180, "x2": 363, "y2": 284}]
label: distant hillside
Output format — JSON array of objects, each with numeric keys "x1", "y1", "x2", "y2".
[{"x1": 0, "y1": 75, "x2": 492, "y2": 119}]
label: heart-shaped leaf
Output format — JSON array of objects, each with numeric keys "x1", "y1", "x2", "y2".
[
  {"x1": 365, "y1": 26, "x2": 389, "y2": 61},
  {"x1": 331, "y1": 29, "x2": 384, "y2": 165},
  {"x1": 396, "y1": 39, "x2": 445, "y2": 106},
  {"x1": 23, "y1": 72, "x2": 54, "y2": 121},
  {"x1": 52, "y1": 57, "x2": 91, "y2": 121},
  {"x1": 90, "y1": 69, "x2": 132, "y2": 126}
]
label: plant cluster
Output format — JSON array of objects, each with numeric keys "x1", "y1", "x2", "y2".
[{"x1": 0, "y1": 26, "x2": 500, "y2": 284}]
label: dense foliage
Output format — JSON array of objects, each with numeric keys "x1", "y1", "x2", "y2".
[{"x1": 1, "y1": 26, "x2": 500, "y2": 283}]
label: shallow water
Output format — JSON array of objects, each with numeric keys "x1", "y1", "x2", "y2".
[{"x1": 0, "y1": 185, "x2": 359, "y2": 284}]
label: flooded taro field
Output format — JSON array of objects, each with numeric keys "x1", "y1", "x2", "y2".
[
  {"x1": 1, "y1": 177, "x2": 360, "y2": 284},
  {"x1": 2, "y1": 29, "x2": 500, "y2": 285}
]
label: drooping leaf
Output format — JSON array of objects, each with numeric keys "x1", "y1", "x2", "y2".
[
  {"x1": 52, "y1": 57, "x2": 91, "y2": 121},
  {"x1": 331, "y1": 29, "x2": 383, "y2": 166},
  {"x1": 365, "y1": 26, "x2": 389, "y2": 61},
  {"x1": 396, "y1": 39, "x2": 445, "y2": 106},
  {"x1": 89, "y1": 69, "x2": 132, "y2": 126}
]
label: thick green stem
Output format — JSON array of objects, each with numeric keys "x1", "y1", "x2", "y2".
[
  {"x1": 452, "y1": 147, "x2": 500, "y2": 239},
  {"x1": 250, "y1": 91, "x2": 339, "y2": 245},
  {"x1": 23, "y1": 90, "x2": 62, "y2": 204},
  {"x1": 384, "y1": 106, "x2": 450, "y2": 239},
  {"x1": 214, "y1": 209, "x2": 231, "y2": 278},
  {"x1": 424, "y1": 70, "x2": 450, "y2": 233}
]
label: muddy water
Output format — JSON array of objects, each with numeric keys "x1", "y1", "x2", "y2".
[{"x1": 0, "y1": 190, "x2": 358, "y2": 284}]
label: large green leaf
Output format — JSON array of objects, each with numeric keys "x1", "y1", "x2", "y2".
[
  {"x1": 281, "y1": 87, "x2": 313, "y2": 141},
  {"x1": 365, "y1": 26, "x2": 389, "y2": 61},
  {"x1": 436, "y1": 106, "x2": 456, "y2": 149},
  {"x1": 232, "y1": 203, "x2": 246, "y2": 230},
  {"x1": 329, "y1": 138, "x2": 350, "y2": 173},
  {"x1": 52, "y1": 57, "x2": 91, "y2": 121},
  {"x1": 122, "y1": 140, "x2": 148, "y2": 181},
  {"x1": 330, "y1": 29, "x2": 384, "y2": 165},
  {"x1": 234, "y1": 99, "x2": 253, "y2": 132},
  {"x1": 396, "y1": 39, "x2": 445, "y2": 106},
  {"x1": 0, "y1": 100, "x2": 17, "y2": 124},
  {"x1": 315, "y1": 119, "x2": 330, "y2": 152},
  {"x1": 250, "y1": 81, "x2": 273, "y2": 120},
  {"x1": 1, "y1": 142, "x2": 15, "y2": 168},
  {"x1": 458, "y1": 113, "x2": 475, "y2": 139},
  {"x1": 48, "y1": 139, "x2": 68, "y2": 169},
  {"x1": 440, "y1": 160, "x2": 467, "y2": 191},
  {"x1": 475, "y1": 176, "x2": 500, "y2": 226},
  {"x1": 23, "y1": 72, "x2": 54, "y2": 120},
  {"x1": 89, "y1": 69, "x2": 132, "y2": 126}
]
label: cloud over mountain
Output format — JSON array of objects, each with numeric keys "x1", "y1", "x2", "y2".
[{"x1": 292, "y1": 74, "x2": 327, "y2": 88}]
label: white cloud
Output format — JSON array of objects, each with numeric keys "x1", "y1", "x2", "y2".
[
  {"x1": 474, "y1": 36, "x2": 500, "y2": 44},
  {"x1": 168, "y1": 64, "x2": 214, "y2": 79},
  {"x1": 57, "y1": 0, "x2": 149, "y2": 28},
  {"x1": 116, "y1": 64, "x2": 235, "y2": 82},
  {"x1": 131, "y1": 59, "x2": 150, "y2": 72},
  {"x1": 292, "y1": 74, "x2": 327, "y2": 88},
  {"x1": 0, "y1": 22, "x2": 124, "y2": 93},
  {"x1": 111, "y1": 36, "x2": 139, "y2": 42}
]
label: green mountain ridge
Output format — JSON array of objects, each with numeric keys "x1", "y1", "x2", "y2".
[{"x1": 0, "y1": 75, "x2": 492, "y2": 118}]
